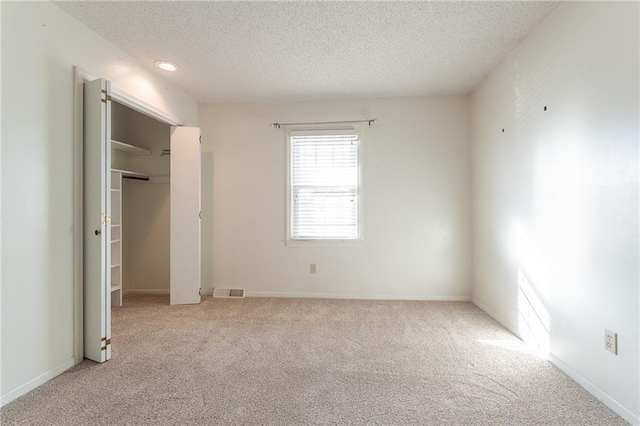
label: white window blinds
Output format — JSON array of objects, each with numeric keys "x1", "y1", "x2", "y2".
[{"x1": 290, "y1": 130, "x2": 359, "y2": 240}]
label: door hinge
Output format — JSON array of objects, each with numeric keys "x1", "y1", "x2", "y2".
[
  {"x1": 101, "y1": 337, "x2": 112, "y2": 351},
  {"x1": 100, "y1": 90, "x2": 112, "y2": 103},
  {"x1": 199, "y1": 135, "x2": 202, "y2": 144}
]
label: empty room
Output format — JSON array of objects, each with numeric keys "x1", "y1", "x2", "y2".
[{"x1": 1, "y1": 1, "x2": 639, "y2": 425}]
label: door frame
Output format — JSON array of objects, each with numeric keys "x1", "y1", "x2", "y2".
[{"x1": 72, "y1": 67, "x2": 185, "y2": 364}]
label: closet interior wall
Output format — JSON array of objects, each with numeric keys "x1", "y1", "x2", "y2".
[{"x1": 111, "y1": 102, "x2": 171, "y2": 299}]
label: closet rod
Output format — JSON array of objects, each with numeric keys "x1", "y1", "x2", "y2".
[
  {"x1": 123, "y1": 175, "x2": 149, "y2": 181},
  {"x1": 270, "y1": 119, "x2": 376, "y2": 129}
]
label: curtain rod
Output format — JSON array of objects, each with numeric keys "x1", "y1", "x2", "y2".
[{"x1": 270, "y1": 119, "x2": 377, "y2": 129}]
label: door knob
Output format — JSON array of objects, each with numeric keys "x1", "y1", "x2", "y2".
[{"x1": 95, "y1": 230, "x2": 101, "y2": 236}]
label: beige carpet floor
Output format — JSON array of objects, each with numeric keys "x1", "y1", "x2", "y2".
[{"x1": 1, "y1": 295, "x2": 626, "y2": 425}]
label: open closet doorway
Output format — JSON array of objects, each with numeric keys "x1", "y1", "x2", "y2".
[
  {"x1": 82, "y1": 76, "x2": 201, "y2": 363},
  {"x1": 110, "y1": 100, "x2": 173, "y2": 306}
]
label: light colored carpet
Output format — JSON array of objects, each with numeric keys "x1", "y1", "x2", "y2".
[{"x1": 1, "y1": 295, "x2": 626, "y2": 425}]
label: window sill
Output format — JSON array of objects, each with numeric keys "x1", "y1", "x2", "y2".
[{"x1": 284, "y1": 239, "x2": 364, "y2": 248}]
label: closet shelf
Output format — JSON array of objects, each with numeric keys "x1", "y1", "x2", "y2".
[
  {"x1": 111, "y1": 168, "x2": 150, "y2": 180},
  {"x1": 111, "y1": 172, "x2": 123, "y2": 307},
  {"x1": 111, "y1": 140, "x2": 151, "y2": 156}
]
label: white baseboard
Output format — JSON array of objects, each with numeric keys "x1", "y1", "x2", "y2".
[
  {"x1": 200, "y1": 288, "x2": 214, "y2": 296},
  {"x1": 1, "y1": 357, "x2": 76, "y2": 407},
  {"x1": 548, "y1": 354, "x2": 639, "y2": 425},
  {"x1": 125, "y1": 289, "x2": 169, "y2": 295},
  {"x1": 471, "y1": 297, "x2": 639, "y2": 425},
  {"x1": 471, "y1": 297, "x2": 520, "y2": 337},
  {"x1": 244, "y1": 291, "x2": 471, "y2": 301}
]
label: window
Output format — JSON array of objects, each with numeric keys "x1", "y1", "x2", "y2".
[{"x1": 286, "y1": 128, "x2": 362, "y2": 245}]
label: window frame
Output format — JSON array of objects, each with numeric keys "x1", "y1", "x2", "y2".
[{"x1": 285, "y1": 125, "x2": 364, "y2": 248}]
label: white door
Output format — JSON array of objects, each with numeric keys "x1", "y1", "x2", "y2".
[
  {"x1": 83, "y1": 78, "x2": 112, "y2": 362},
  {"x1": 170, "y1": 127, "x2": 201, "y2": 305}
]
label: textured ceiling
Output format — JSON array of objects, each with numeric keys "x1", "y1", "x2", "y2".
[{"x1": 55, "y1": 1, "x2": 560, "y2": 103}]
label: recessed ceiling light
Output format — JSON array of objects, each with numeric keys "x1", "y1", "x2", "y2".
[{"x1": 155, "y1": 61, "x2": 178, "y2": 72}]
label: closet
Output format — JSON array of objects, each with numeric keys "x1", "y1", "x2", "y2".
[
  {"x1": 110, "y1": 101, "x2": 170, "y2": 307},
  {"x1": 83, "y1": 78, "x2": 201, "y2": 363}
]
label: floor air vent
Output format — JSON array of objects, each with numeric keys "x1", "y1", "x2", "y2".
[{"x1": 213, "y1": 288, "x2": 246, "y2": 298}]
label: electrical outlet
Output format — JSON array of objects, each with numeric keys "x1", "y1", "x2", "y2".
[
  {"x1": 605, "y1": 329, "x2": 618, "y2": 355},
  {"x1": 310, "y1": 263, "x2": 317, "y2": 274}
]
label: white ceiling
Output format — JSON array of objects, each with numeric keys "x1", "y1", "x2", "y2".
[{"x1": 56, "y1": 1, "x2": 560, "y2": 103}]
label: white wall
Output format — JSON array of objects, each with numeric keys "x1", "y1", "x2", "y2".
[
  {"x1": 0, "y1": 1, "x2": 197, "y2": 404},
  {"x1": 470, "y1": 1, "x2": 639, "y2": 421},
  {"x1": 126, "y1": 180, "x2": 171, "y2": 293},
  {"x1": 199, "y1": 97, "x2": 471, "y2": 299}
]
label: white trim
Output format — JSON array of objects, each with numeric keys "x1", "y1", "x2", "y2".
[
  {"x1": 245, "y1": 291, "x2": 471, "y2": 301},
  {"x1": 111, "y1": 88, "x2": 183, "y2": 127},
  {"x1": 200, "y1": 288, "x2": 215, "y2": 296},
  {"x1": 73, "y1": 66, "x2": 188, "y2": 364},
  {"x1": 0, "y1": 357, "x2": 76, "y2": 407},
  {"x1": 284, "y1": 239, "x2": 364, "y2": 248},
  {"x1": 290, "y1": 128, "x2": 358, "y2": 136},
  {"x1": 471, "y1": 297, "x2": 520, "y2": 337},
  {"x1": 285, "y1": 124, "x2": 364, "y2": 244},
  {"x1": 548, "y1": 354, "x2": 639, "y2": 425},
  {"x1": 75, "y1": 68, "x2": 183, "y2": 126},
  {"x1": 126, "y1": 289, "x2": 170, "y2": 295},
  {"x1": 76, "y1": 68, "x2": 95, "y2": 85},
  {"x1": 72, "y1": 67, "x2": 85, "y2": 365}
]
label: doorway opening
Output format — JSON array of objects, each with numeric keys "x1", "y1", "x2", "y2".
[{"x1": 77, "y1": 71, "x2": 201, "y2": 363}]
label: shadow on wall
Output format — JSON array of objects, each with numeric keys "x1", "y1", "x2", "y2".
[
  {"x1": 479, "y1": 226, "x2": 551, "y2": 358},
  {"x1": 515, "y1": 225, "x2": 551, "y2": 356},
  {"x1": 517, "y1": 269, "x2": 550, "y2": 356},
  {"x1": 478, "y1": 270, "x2": 550, "y2": 358}
]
